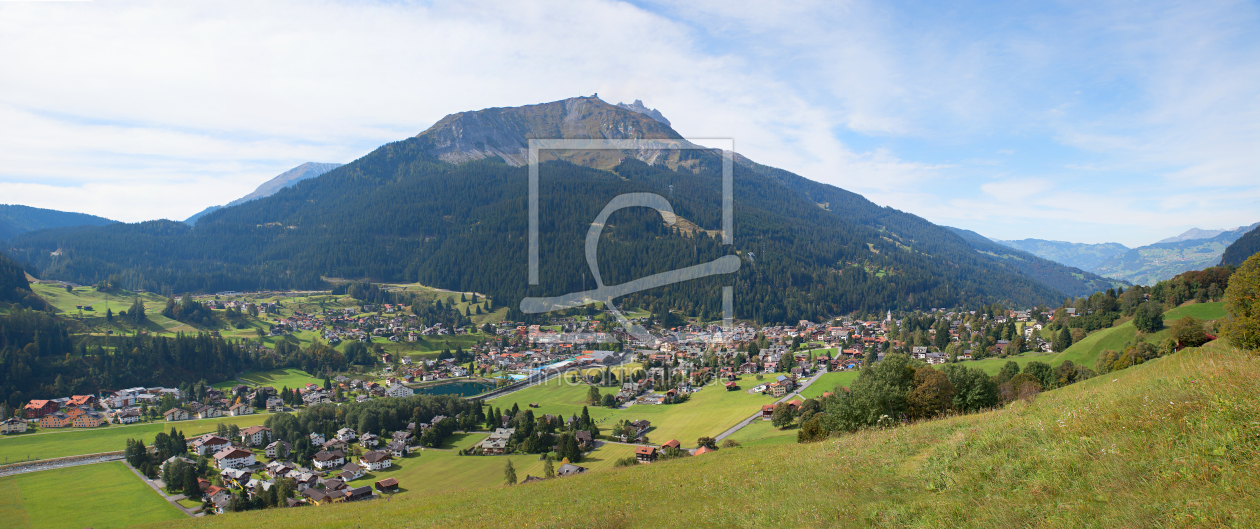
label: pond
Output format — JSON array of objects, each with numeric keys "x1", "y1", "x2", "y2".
[{"x1": 413, "y1": 380, "x2": 495, "y2": 397}]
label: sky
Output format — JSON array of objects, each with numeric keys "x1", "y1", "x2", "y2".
[{"x1": 0, "y1": 0, "x2": 1257, "y2": 247}]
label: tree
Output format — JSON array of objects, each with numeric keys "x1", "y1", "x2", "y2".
[
  {"x1": 1170, "y1": 317, "x2": 1210, "y2": 349},
  {"x1": 1053, "y1": 325, "x2": 1072, "y2": 353},
  {"x1": 587, "y1": 385, "x2": 602, "y2": 406},
  {"x1": 697, "y1": 436, "x2": 717, "y2": 449},
  {"x1": 906, "y1": 367, "x2": 955, "y2": 420},
  {"x1": 797, "y1": 417, "x2": 825, "y2": 443},
  {"x1": 994, "y1": 361, "x2": 1021, "y2": 385},
  {"x1": 1222, "y1": 253, "x2": 1260, "y2": 351},
  {"x1": 770, "y1": 402, "x2": 793, "y2": 429},
  {"x1": 543, "y1": 457, "x2": 555, "y2": 479},
  {"x1": 1133, "y1": 300, "x2": 1165, "y2": 333},
  {"x1": 183, "y1": 467, "x2": 201, "y2": 499}
]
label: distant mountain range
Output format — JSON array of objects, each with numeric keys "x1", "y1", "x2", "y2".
[
  {"x1": 1219, "y1": 225, "x2": 1260, "y2": 266},
  {"x1": 185, "y1": 162, "x2": 343, "y2": 224},
  {"x1": 0, "y1": 204, "x2": 114, "y2": 241},
  {"x1": 991, "y1": 223, "x2": 1259, "y2": 286},
  {"x1": 6, "y1": 96, "x2": 1133, "y2": 320}
]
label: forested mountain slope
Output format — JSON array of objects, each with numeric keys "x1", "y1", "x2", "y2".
[
  {"x1": 9, "y1": 97, "x2": 1075, "y2": 322},
  {"x1": 0, "y1": 204, "x2": 114, "y2": 241},
  {"x1": 946, "y1": 227, "x2": 1128, "y2": 297},
  {"x1": 1220, "y1": 225, "x2": 1260, "y2": 266}
]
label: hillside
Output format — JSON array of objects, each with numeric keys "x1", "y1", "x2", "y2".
[
  {"x1": 10, "y1": 97, "x2": 1084, "y2": 321},
  {"x1": 0, "y1": 251, "x2": 44, "y2": 309},
  {"x1": 1092, "y1": 223, "x2": 1258, "y2": 285},
  {"x1": 1220, "y1": 225, "x2": 1260, "y2": 266},
  {"x1": 994, "y1": 237, "x2": 1128, "y2": 271},
  {"x1": 947, "y1": 227, "x2": 1128, "y2": 296},
  {"x1": 185, "y1": 162, "x2": 343, "y2": 225},
  {"x1": 170, "y1": 343, "x2": 1260, "y2": 528},
  {"x1": 0, "y1": 204, "x2": 114, "y2": 241}
]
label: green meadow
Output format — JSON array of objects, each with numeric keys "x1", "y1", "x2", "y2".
[
  {"x1": 0, "y1": 461, "x2": 184, "y2": 529},
  {"x1": 211, "y1": 368, "x2": 323, "y2": 390},
  {"x1": 0, "y1": 414, "x2": 273, "y2": 463}
]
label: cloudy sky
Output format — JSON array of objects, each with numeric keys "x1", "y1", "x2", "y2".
[{"x1": 1, "y1": 0, "x2": 1257, "y2": 247}]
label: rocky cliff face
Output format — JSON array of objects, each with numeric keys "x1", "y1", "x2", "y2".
[
  {"x1": 414, "y1": 96, "x2": 686, "y2": 168},
  {"x1": 616, "y1": 99, "x2": 671, "y2": 126}
]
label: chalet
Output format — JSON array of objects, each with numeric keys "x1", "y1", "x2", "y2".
[
  {"x1": 336, "y1": 428, "x2": 358, "y2": 442},
  {"x1": 241, "y1": 425, "x2": 272, "y2": 447},
  {"x1": 266, "y1": 460, "x2": 296, "y2": 479},
  {"x1": 360, "y1": 450, "x2": 393, "y2": 471},
  {"x1": 322, "y1": 439, "x2": 349, "y2": 451},
  {"x1": 557, "y1": 463, "x2": 587, "y2": 477},
  {"x1": 23, "y1": 400, "x2": 58, "y2": 418},
  {"x1": 1, "y1": 417, "x2": 28, "y2": 434},
  {"x1": 221, "y1": 468, "x2": 252, "y2": 488},
  {"x1": 574, "y1": 430, "x2": 594, "y2": 449},
  {"x1": 196, "y1": 407, "x2": 222, "y2": 420},
  {"x1": 72, "y1": 411, "x2": 106, "y2": 428},
  {"x1": 265, "y1": 440, "x2": 291, "y2": 459},
  {"x1": 478, "y1": 428, "x2": 515, "y2": 455},
  {"x1": 322, "y1": 478, "x2": 347, "y2": 492},
  {"x1": 386, "y1": 441, "x2": 408, "y2": 458},
  {"x1": 229, "y1": 402, "x2": 254, "y2": 416},
  {"x1": 359, "y1": 433, "x2": 379, "y2": 448},
  {"x1": 374, "y1": 477, "x2": 399, "y2": 493},
  {"x1": 630, "y1": 420, "x2": 651, "y2": 437},
  {"x1": 265, "y1": 397, "x2": 284, "y2": 412},
  {"x1": 339, "y1": 462, "x2": 366, "y2": 481},
  {"x1": 761, "y1": 404, "x2": 776, "y2": 420},
  {"x1": 191, "y1": 435, "x2": 232, "y2": 456},
  {"x1": 68, "y1": 395, "x2": 98, "y2": 408},
  {"x1": 309, "y1": 432, "x2": 326, "y2": 445},
  {"x1": 292, "y1": 472, "x2": 319, "y2": 491},
  {"x1": 38, "y1": 412, "x2": 71, "y2": 428},
  {"x1": 662, "y1": 439, "x2": 681, "y2": 450},
  {"x1": 344, "y1": 485, "x2": 373, "y2": 502},
  {"x1": 111, "y1": 409, "x2": 141, "y2": 424},
  {"x1": 635, "y1": 445, "x2": 658, "y2": 464},
  {"x1": 301, "y1": 488, "x2": 334, "y2": 506},
  {"x1": 213, "y1": 448, "x2": 256, "y2": 470},
  {"x1": 313, "y1": 450, "x2": 345, "y2": 470}
]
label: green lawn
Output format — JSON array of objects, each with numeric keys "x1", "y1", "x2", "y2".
[
  {"x1": 0, "y1": 414, "x2": 273, "y2": 464},
  {"x1": 490, "y1": 378, "x2": 777, "y2": 448},
  {"x1": 1162, "y1": 301, "x2": 1226, "y2": 321},
  {"x1": 722, "y1": 419, "x2": 798, "y2": 448},
  {"x1": 800, "y1": 371, "x2": 860, "y2": 398},
  {"x1": 357, "y1": 442, "x2": 639, "y2": 494},
  {"x1": 0, "y1": 461, "x2": 184, "y2": 528},
  {"x1": 211, "y1": 368, "x2": 322, "y2": 390}
]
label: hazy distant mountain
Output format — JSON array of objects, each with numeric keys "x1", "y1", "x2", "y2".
[
  {"x1": 0, "y1": 204, "x2": 114, "y2": 241},
  {"x1": 1092, "y1": 222, "x2": 1259, "y2": 285},
  {"x1": 1156, "y1": 227, "x2": 1240, "y2": 244},
  {"x1": 949, "y1": 228, "x2": 1129, "y2": 295},
  {"x1": 1220, "y1": 225, "x2": 1260, "y2": 266},
  {"x1": 185, "y1": 162, "x2": 342, "y2": 225},
  {"x1": 995, "y1": 238, "x2": 1129, "y2": 271},
  {"x1": 616, "y1": 99, "x2": 671, "y2": 126}
]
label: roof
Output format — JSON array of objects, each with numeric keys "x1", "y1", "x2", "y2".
[
  {"x1": 635, "y1": 446, "x2": 657, "y2": 455},
  {"x1": 375, "y1": 477, "x2": 399, "y2": 487},
  {"x1": 240, "y1": 425, "x2": 269, "y2": 435},
  {"x1": 662, "y1": 439, "x2": 680, "y2": 449},
  {"x1": 694, "y1": 446, "x2": 714, "y2": 455},
  {"x1": 214, "y1": 448, "x2": 253, "y2": 460},
  {"x1": 361, "y1": 451, "x2": 392, "y2": 463}
]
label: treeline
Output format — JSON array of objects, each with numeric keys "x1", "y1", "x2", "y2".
[
  {"x1": 9, "y1": 141, "x2": 1070, "y2": 325},
  {"x1": 0, "y1": 308, "x2": 256, "y2": 409},
  {"x1": 0, "y1": 252, "x2": 47, "y2": 310},
  {"x1": 471, "y1": 402, "x2": 594, "y2": 462},
  {"x1": 792, "y1": 353, "x2": 1092, "y2": 441}
]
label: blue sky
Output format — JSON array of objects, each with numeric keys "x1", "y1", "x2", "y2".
[{"x1": 0, "y1": 0, "x2": 1257, "y2": 247}]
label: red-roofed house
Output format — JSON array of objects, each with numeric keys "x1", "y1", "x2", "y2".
[{"x1": 24, "y1": 400, "x2": 58, "y2": 418}]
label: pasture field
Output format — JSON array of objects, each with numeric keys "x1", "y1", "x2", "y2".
[
  {"x1": 0, "y1": 414, "x2": 273, "y2": 463},
  {"x1": 211, "y1": 368, "x2": 322, "y2": 390},
  {"x1": 0, "y1": 461, "x2": 184, "y2": 529},
  {"x1": 490, "y1": 377, "x2": 777, "y2": 448},
  {"x1": 721, "y1": 419, "x2": 797, "y2": 448},
  {"x1": 800, "y1": 371, "x2": 859, "y2": 398}
]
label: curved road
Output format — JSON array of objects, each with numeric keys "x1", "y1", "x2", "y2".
[{"x1": 714, "y1": 368, "x2": 827, "y2": 442}]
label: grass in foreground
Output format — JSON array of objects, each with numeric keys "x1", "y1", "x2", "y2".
[
  {"x1": 177, "y1": 343, "x2": 1260, "y2": 528},
  {"x1": 0, "y1": 414, "x2": 272, "y2": 463},
  {"x1": 2, "y1": 461, "x2": 184, "y2": 529}
]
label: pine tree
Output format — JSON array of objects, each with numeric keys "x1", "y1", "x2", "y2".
[
  {"x1": 579, "y1": 406, "x2": 592, "y2": 432},
  {"x1": 503, "y1": 459, "x2": 517, "y2": 485},
  {"x1": 543, "y1": 457, "x2": 555, "y2": 478}
]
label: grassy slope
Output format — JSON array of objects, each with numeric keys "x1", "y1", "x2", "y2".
[
  {"x1": 0, "y1": 414, "x2": 272, "y2": 463},
  {"x1": 800, "y1": 371, "x2": 860, "y2": 398},
  {"x1": 177, "y1": 342, "x2": 1260, "y2": 528},
  {"x1": 210, "y1": 368, "x2": 322, "y2": 390},
  {"x1": 490, "y1": 377, "x2": 776, "y2": 448},
  {"x1": 2, "y1": 461, "x2": 184, "y2": 529}
]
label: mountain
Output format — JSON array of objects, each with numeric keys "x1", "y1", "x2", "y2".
[
  {"x1": 1157, "y1": 226, "x2": 1237, "y2": 244},
  {"x1": 994, "y1": 238, "x2": 1128, "y2": 272},
  {"x1": 0, "y1": 204, "x2": 114, "y2": 241},
  {"x1": 0, "y1": 251, "x2": 44, "y2": 309},
  {"x1": 12, "y1": 96, "x2": 1092, "y2": 321},
  {"x1": 184, "y1": 162, "x2": 342, "y2": 224},
  {"x1": 1091, "y1": 222, "x2": 1259, "y2": 285},
  {"x1": 1220, "y1": 225, "x2": 1260, "y2": 266},
  {"x1": 616, "y1": 99, "x2": 671, "y2": 126},
  {"x1": 946, "y1": 228, "x2": 1128, "y2": 296}
]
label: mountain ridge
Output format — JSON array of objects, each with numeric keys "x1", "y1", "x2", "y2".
[
  {"x1": 994, "y1": 238, "x2": 1129, "y2": 272},
  {"x1": 0, "y1": 204, "x2": 114, "y2": 241},
  {"x1": 185, "y1": 162, "x2": 343, "y2": 225}
]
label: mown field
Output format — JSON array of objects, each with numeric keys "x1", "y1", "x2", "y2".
[
  {"x1": 800, "y1": 370, "x2": 859, "y2": 399},
  {"x1": 490, "y1": 377, "x2": 777, "y2": 448},
  {"x1": 211, "y1": 368, "x2": 323, "y2": 390},
  {"x1": 722, "y1": 418, "x2": 798, "y2": 448},
  {"x1": 0, "y1": 461, "x2": 184, "y2": 528},
  {"x1": 0, "y1": 414, "x2": 273, "y2": 463},
  {"x1": 171, "y1": 340, "x2": 1260, "y2": 528}
]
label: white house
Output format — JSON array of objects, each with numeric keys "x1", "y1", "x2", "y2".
[
  {"x1": 228, "y1": 402, "x2": 254, "y2": 416},
  {"x1": 385, "y1": 384, "x2": 412, "y2": 398},
  {"x1": 265, "y1": 440, "x2": 291, "y2": 459},
  {"x1": 213, "y1": 448, "x2": 256, "y2": 470},
  {"x1": 336, "y1": 428, "x2": 357, "y2": 442},
  {"x1": 313, "y1": 450, "x2": 345, "y2": 470},
  {"x1": 360, "y1": 450, "x2": 393, "y2": 471},
  {"x1": 310, "y1": 432, "x2": 326, "y2": 445},
  {"x1": 190, "y1": 435, "x2": 232, "y2": 456}
]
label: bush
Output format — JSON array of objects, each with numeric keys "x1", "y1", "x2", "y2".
[
  {"x1": 1170, "y1": 317, "x2": 1210, "y2": 349},
  {"x1": 614, "y1": 456, "x2": 639, "y2": 467},
  {"x1": 1133, "y1": 301, "x2": 1165, "y2": 333},
  {"x1": 1222, "y1": 253, "x2": 1260, "y2": 351},
  {"x1": 720, "y1": 439, "x2": 741, "y2": 449}
]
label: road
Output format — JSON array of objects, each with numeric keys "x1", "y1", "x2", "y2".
[{"x1": 714, "y1": 368, "x2": 827, "y2": 443}]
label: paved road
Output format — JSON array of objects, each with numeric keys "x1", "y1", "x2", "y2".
[{"x1": 714, "y1": 369, "x2": 828, "y2": 443}]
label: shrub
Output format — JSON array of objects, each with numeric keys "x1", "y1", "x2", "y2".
[{"x1": 1222, "y1": 253, "x2": 1260, "y2": 352}]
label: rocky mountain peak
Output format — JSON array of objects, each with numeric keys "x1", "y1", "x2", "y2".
[{"x1": 616, "y1": 99, "x2": 671, "y2": 126}]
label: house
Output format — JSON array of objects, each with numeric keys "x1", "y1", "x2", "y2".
[
  {"x1": 68, "y1": 395, "x2": 98, "y2": 408},
  {"x1": 385, "y1": 384, "x2": 412, "y2": 398},
  {"x1": 313, "y1": 450, "x2": 345, "y2": 470},
  {"x1": 111, "y1": 409, "x2": 141, "y2": 424},
  {"x1": 336, "y1": 428, "x2": 358, "y2": 442},
  {"x1": 557, "y1": 463, "x2": 587, "y2": 477},
  {"x1": 228, "y1": 402, "x2": 254, "y2": 416},
  {"x1": 374, "y1": 477, "x2": 399, "y2": 493},
  {"x1": 478, "y1": 428, "x2": 515, "y2": 455},
  {"x1": 360, "y1": 450, "x2": 393, "y2": 471},
  {"x1": 1, "y1": 417, "x2": 28, "y2": 434},
  {"x1": 301, "y1": 488, "x2": 333, "y2": 506},
  {"x1": 309, "y1": 432, "x2": 326, "y2": 445},
  {"x1": 162, "y1": 408, "x2": 189, "y2": 421},
  {"x1": 39, "y1": 412, "x2": 71, "y2": 428},
  {"x1": 23, "y1": 400, "x2": 59, "y2": 418},
  {"x1": 359, "y1": 433, "x2": 379, "y2": 448},
  {"x1": 322, "y1": 439, "x2": 349, "y2": 452},
  {"x1": 72, "y1": 411, "x2": 106, "y2": 428},
  {"x1": 266, "y1": 397, "x2": 284, "y2": 411},
  {"x1": 191, "y1": 435, "x2": 233, "y2": 456},
  {"x1": 767, "y1": 382, "x2": 785, "y2": 397},
  {"x1": 635, "y1": 445, "x2": 658, "y2": 463},
  {"x1": 339, "y1": 462, "x2": 366, "y2": 481},
  {"x1": 662, "y1": 439, "x2": 681, "y2": 450},
  {"x1": 761, "y1": 404, "x2": 776, "y2": 420},
  {"x1": 574, "y1": 431, "x2": 593, "y2": 449},
  {"x1": 694, "y1": 446, "x2": 714, "y2": 456},
  {"x1": 196, "y1": 407, "x2": 222, "y2": 420},
  {"x1": 240, "y1": 425, "x2": 272, "y2": 447},
  {"x1": 630, "y1": 420, "x2": 651, "y2": 438},
  {"x1": 213, "y1": 448, "x2": 256, "y2": 470},
  {"x1": 292, "y1": 472, "x2": 319, "y2": 491},
  {"x1": 221, "y1": 468, "x2": 252, "y2": 488},
  {"x1": 386, "y1": 441, "x2": 408, "y2": 458},
  {"x1": 266, "y1": 460, "x2": 296, "y2": 479},
  {"x1": 265, "y1": 440, "x2": 291, "y2": 460},
  {"x1": 344, "y1": 485, "x2": 373, "y2": 502}
]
